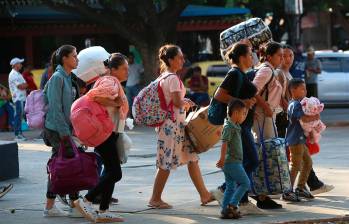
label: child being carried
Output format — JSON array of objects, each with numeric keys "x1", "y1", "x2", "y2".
[{"x1": 299, "y1": 96, "x2": 326, "y2": 143}]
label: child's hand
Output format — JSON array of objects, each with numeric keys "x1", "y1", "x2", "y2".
[{"x1": 216, "y1": 158, "x2": 224, "y2": 169}]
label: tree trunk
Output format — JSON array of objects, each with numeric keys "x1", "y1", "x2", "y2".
[{"x1": 136, "y1": 41, "x2": 164, "y2": 86}]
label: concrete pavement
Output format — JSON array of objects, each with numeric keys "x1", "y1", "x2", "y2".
[{"x1": 0, "y1": 108, "x2": 349, "y2": 224}]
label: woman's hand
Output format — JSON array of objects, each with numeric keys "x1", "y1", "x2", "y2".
[
  {"x1": 183, "y1": 98, "x2": 194, "y2": 111},
  {"x1": 216, "y1": 158, "x2": 225, "y2": 169}
]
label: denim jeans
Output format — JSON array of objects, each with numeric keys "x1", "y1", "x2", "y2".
[
  {"x1": 222, "y1": 162, "x2": 250, "y2": 209},
  {"x1": 0, "y1": 102, "x2": 14, "y2": 128},
  {"x1": 126, "y1": 84, "x2": 140, "y2": 112},
  {"x1": 220, "y1": 125, "x2": 258, "y2": 203},
  {"x1": 14, "y1": 101, "x2": 24, "y2": 136}
]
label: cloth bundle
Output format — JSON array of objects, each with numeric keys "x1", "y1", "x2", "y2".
[
  {"x1": 300, "y1": 97, "x2": 326, "y2": 143},
  {"x1": 87, "y1": 75, "x2": 129, "y2": 121}
]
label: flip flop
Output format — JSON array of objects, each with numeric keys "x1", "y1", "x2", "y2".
[
  {"x1": 147, "y1": 201, "x2": 173, "y2": 209},
  {"x1": 201, "y1": 195, "x2": 216, "y2": 206}
]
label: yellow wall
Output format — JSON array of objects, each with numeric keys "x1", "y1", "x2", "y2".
[{"x1": 31, "y1": 69, "x2": 45, "y2": 88}]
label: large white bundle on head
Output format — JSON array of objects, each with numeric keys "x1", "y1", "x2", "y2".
[
  {"x1": 73, "y1": 46, "x2": 110, "y2": 84},
  {"x1": 219, "y1": 18, "x2": 272, "y2": 63}
]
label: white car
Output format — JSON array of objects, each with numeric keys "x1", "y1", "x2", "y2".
[{"x1": 314, "y1": 52, "x2": 349, "y2": 105}]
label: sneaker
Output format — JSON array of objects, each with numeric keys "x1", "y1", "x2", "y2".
[
  {"x1": 73, "y1": 198, "x2": 96, "y2": 221},
  {"x1": 68, "y1": 207, "x2": 84, "y2": 218},
  {"x1": 210, "y1": 188, "x2": 224, "y2": 206},
  {"x1": 220, "y1": 205, "x2": 241, "y2": 219},
  {"x1": 43, "y1": 205, "x2": 68, "y2": 217},
  {"x1": 281, "y1": 189, "x2": 300, "y2": 202},
  {"x1": 296, "y1": 187, "x2": 315, "y2": 199},
  {"x1": 256, "y1": 196, "x2": 282, "y2": 209},
  {"x1": 240, "y1": 201, "x2": 265, "y2": 215},
  {"x1": 0, "y1": 184, "x2": 13, "y2": 199},
  {"x1": 311, "y1": 184, "x2": 335, "y2": 195},
  {"x1": 57, "y1": 195, "x2": 69, "y2": 207},
  {"x1": 95, "y1": 211, "x2": 124, "y2": 223}
]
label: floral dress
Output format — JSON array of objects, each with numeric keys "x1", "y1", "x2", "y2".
[{"x1": 156, "y1": 73, "x2": 198, "y2": 171}]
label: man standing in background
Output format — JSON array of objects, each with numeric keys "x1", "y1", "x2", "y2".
[
  {"x1": 305, "y1": 47, "x2": 322, "y2": 97},
  {"x1": 8, "y1": 57, "x2": 28, "y2": 141},
  {"x1": 126, "y1": 53, "x2": 144, "y2": 116}
]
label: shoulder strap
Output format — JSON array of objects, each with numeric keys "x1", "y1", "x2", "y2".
[{"x1": 259, "y1": 65, "x2": 274, "y2": 101}]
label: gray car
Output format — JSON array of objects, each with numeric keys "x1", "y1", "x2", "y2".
[{"x1": 314, "y1": 52, "x2": 349, "y2": 105}]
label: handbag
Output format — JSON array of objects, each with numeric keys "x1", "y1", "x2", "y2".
[
  {"x1": 47, "y1": 138, "x2": 98, "y2": 194},
  {"x1": 207, "y1": 97, "x2": 226, "y2": 125}
]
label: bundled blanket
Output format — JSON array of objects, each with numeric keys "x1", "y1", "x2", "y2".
[
  {"x1": 300, "y1": 97, "x2": 326, "y2": 143},
  {"x1": 87, "y1": 75, "x2": 129, "y2": 121}
]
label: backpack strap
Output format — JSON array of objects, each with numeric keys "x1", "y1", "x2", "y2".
[{"x1": 259, "y1": 65, "x2": 274, "y2": 101}]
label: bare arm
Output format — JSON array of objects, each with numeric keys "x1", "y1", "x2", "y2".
[
  {"x1": 255, "y1": 94, "x2": 273, "y2": 117},
  {"x1": 93, "y1": 96, "x2": 123, "y2": 108},
  {"x1": 301, "y1": 114, "x2": 320, "y2": 123},
  {"x1": 216, "y1": 142, "x2": 227, "y2": 168},
  {"x1": 17, "y1": 83, "x2": 28, "y2": 90},
  {"x1": 171, "y1": 91, "x2": 192, "y2": 111}
]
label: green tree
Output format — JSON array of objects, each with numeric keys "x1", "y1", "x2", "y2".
[{"x1": 42, "y1": 0, "x2": 192, "y2": 83}]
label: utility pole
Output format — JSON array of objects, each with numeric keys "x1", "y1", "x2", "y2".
[{"x1": 285, "y1": 0, "x2": 303, "y2": 46}]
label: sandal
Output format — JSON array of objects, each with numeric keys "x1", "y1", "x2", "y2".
[
  {"x1": 200, "y1": 193, "x2": 216, "y2": 206},
  {"x1": 147, "y1": 201, "x2": 173, "y2": 209}
]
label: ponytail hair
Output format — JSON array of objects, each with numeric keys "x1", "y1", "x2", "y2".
[
  {"x1": 259, "y1": 41, "x2": 282, "y2": 63},
  {"x1": 158, "y1": 44, "x2": 181, "y2": 74},
  {"x1": 104, "y1": 53, "x2": 127, "y2": 69},
  {"x1": 225, "y1": 43, "x2": 250, "y2": 65},
  {"x1": 51, "y1": 45, "x2": 76, "y2": 70}
]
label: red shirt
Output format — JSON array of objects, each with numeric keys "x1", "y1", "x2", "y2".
[
  {"x1": 189, "y1": 75, "x2": 208, "y2": 92},
  {"x1": 22, "y1": 71, "x2": 38, "y2": 94}
]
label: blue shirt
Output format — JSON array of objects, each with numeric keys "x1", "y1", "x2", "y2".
[
  {"x1": 290, "y1": 53, "x2": 306, "y2": 80},
  {"x1": 286, "y1": 100, "x2": 306, "y2": 146}
]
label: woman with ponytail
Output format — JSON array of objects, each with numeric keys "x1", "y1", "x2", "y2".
[
  {"x1": 211, "y1": 42, "x2": 266, "y2": 214},
  {"x1": 43, "y1": 45, "x2": 82, "y2": 218},
  {"x1": 148, "y1": 44, "x2": 214, "y2": 209}
]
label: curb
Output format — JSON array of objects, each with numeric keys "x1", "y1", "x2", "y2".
[
  {"x1": 272, "y1": 215, "x2": 349, "y2": 224},
  {"x1": 325, "y1": 121, "x2": 349, "y2": 127}
]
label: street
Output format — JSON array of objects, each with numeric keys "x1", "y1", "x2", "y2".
[{"x1": 0, "y1": 108, "x2": 348, "y2": 223}]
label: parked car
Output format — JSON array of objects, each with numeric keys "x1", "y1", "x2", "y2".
[
  {"x1": 190, "y1": 61, "x2": 230, "y2": 96},
  {"x1": 313, "y1": 52, "x2": 349, "y2": 105}
]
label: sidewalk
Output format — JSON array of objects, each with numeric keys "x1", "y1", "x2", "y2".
[{"x1": 0, "y1": 110, "x2": 349, "y2": 223}]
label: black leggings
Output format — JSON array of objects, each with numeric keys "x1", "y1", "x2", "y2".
[{"x1": 85, "y1": 132, "x2": 122, "y2": 211}]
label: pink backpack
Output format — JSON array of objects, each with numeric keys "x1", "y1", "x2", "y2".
[
  {"x1": 24, "y1": 90, "x2": 47, "y2": 129},
  {"x1": 70, "y1": 95, "x2": 114, "y2": 147}
]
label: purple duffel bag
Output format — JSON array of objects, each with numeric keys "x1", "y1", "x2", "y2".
[{"x1": 47, "y1": 139, "x2": 98, "y2": 194}]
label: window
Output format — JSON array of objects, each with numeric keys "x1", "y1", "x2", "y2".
[
  {"x1": 206, "y1": 65, "x2": 230, "y2": 77},
  {"x1": 318, "y1": 57, "x2": 341, "y2": 72},
  {"x1": 341, "y1": 58, "x2": 349, "y2": 72}
]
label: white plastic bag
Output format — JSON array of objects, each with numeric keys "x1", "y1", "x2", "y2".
[
  {"x1": 117, "y1": 133, "x2": 132, "y2": 164},
  {"x1": 73, "y1": 46, "x2": 110, "y2": 84}
]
